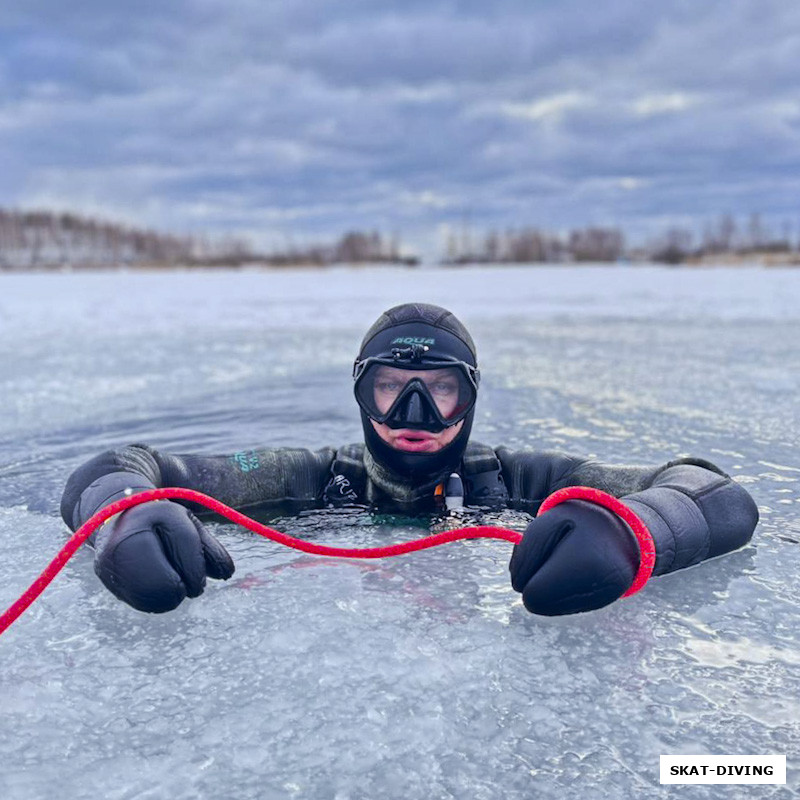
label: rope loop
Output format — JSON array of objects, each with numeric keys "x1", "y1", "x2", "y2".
[{"x1": 0, "y1": 487, "x2": 523, "y2": 637}]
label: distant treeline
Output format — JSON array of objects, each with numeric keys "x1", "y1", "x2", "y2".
[
  {"x1": 444, "y1": 213, "x2": 800, "y2": 265},
  {"x1": 0, "y1": 209, "x2": 198, "y2": 270},
  {"x1": 443, "y1": 227, "x2": 625, "y2": 264},
  {"x1": 264, "y1": 231, "x2": 416, "y2": 267},
  {"x1": 0, "y1": 209, "x2": 416, "y2": 270},
  {"x1": 641, "y1": 213, "x2": 798, "y2": 264},
  {"x1": 2, "y1": 207, "x2": 798, "y2": 270}
]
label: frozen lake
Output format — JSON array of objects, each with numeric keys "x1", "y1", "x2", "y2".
[{"x1": 1, "y1": 265, "x2": 798, "y2": 799}]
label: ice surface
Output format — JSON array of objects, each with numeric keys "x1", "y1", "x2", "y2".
[{"x1": 1, "y1": 265, "x2": 799, "y2": 799}]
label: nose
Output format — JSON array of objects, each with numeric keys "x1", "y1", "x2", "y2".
[
  {"x1": 403, "y1": 392, "x2": 425, "y2": 424},
  {"x1": 389, "y1": 388, "x2": 440, "y2": 429}
]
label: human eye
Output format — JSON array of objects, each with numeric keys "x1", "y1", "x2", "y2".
[{"x1": 430, "y1": 379, "x2": 457, "y2": 395}]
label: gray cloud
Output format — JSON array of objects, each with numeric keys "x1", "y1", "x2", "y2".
[{"x1": 2, "y1": 0, "x2": 799, "y2": 254}]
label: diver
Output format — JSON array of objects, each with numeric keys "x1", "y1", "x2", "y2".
[{"x1": 61, "y1": 303, "x2": 759, "y2": 616}]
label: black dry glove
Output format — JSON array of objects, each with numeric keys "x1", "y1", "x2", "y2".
[
  {"x1": 509, "y1": 499, "x2": 639, "y2": 616},
  {"x1": 94, "y1": 501, "x2": 235, "y2": 613}
]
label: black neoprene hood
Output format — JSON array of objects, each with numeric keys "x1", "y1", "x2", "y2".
[
  {"x1": 355, "y1": 303, "x2": 479, "y2": 482},
  {"x1": 358, "y1": 303, "x2": 478, "y2": 366}
]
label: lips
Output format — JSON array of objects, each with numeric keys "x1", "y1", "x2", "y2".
[{"x1": 389, "y1": 430, "x2": 440, "y2": 452}]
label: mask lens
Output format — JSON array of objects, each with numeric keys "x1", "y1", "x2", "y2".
[{"x1": 355, "y1": 363, "x2": 475, "y2": 424}]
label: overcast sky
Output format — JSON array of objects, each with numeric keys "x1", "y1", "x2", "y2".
[{"x1": 2, "y1": 0, "x2": 799, "y2": 256}]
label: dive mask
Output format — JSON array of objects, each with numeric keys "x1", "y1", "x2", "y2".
[{"x1": 353, "y1": 345, "x2": 479, "y2": 432}]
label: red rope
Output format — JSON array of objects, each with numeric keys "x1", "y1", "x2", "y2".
[
  {"x1": 537, "y1": 486, "x2": 655, "y2": 597},
  {"x1": 0, "y1": 487, "x2": 523, "y2": 637}
]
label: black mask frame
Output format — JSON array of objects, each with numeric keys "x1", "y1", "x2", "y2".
[{"x1": 353, "y1": 355, "x2": 480, "y2": 432}]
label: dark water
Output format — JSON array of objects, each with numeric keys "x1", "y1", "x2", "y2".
[{"x1": 0, "y1": 266, "x2": 798, "y2": 798}]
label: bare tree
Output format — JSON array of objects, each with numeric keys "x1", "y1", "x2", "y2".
[
  {"x1": 568, "y1": 227, "x2": 625, "y2": 262},
  {"x1": 649, "y1": 228, "x2": 694, "y2": 264}
]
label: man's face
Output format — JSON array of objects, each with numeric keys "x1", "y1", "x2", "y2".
[{"x1": 370, "y1": 365, "x2": 464, "y2": 453}]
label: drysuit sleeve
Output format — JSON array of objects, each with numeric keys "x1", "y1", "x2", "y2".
[
  {"x1": 61, "y1": 443, "x2": 337, "y2": 530},
  {"x1": 496, "y1": 447, "x2": 759, "y2": 576}
]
